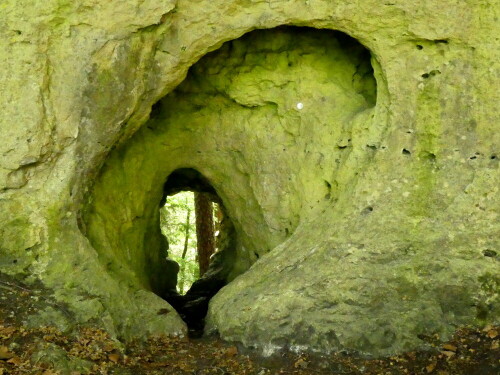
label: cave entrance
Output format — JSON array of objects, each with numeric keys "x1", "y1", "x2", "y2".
[
  {"x1": 160, "y1": 168, "x2": 235, "y2": 336},
  {"x1": 82, "y1": 25, "x2": 380, "y2": 340},
  {"x1": 160, "y1": 190, "x2": 223, "y2": 294}
]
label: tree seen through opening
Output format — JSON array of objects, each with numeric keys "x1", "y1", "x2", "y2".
[{"x1": 160, "y1": 191, "x2": 220, "y2": 294}]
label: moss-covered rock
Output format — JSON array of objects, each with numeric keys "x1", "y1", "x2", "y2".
[
  {"x1": 31, "y1": 342, "x2": 94, "y2": 374},
  {"x1": 0, "y1": 0, "x2": 498, "y2": 357}
]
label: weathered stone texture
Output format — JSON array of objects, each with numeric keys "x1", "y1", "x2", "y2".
[{"x1": 0, "y1": 0, "x2": 498, "y2": 356}]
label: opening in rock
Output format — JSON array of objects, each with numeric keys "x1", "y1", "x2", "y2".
[
  {"x1": 161, "y1": 191, "x2": 224, "y2": 294},
  {"x1": 161, "y1": 191, "x2": 199, "y2": 295},
  {"x1": 160, "y1": 169, "x2": 235, "y2": 336},
  {"x1": 82, "y1": 26, "x2": 378, "y2": 339}
]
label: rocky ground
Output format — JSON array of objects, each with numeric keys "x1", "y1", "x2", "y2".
[{"x1": 0, "y1": 273, "x2": 498, "y2": 375}]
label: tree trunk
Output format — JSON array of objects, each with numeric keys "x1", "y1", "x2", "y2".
[
  {"x1": 194, "y1": 192, "x2": 215, "y2": 277},
  {"x1": 178, "y1": 204, "x2": 191, "y2": 294}
]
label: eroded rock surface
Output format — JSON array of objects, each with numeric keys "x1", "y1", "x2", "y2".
[{"x1": 0, "y1": 0, "x2": 499, "y2": 356}]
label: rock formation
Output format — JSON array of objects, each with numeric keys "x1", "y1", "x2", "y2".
[{"x1": 1, "y1": 0, "x2": 498, "y2": 356}]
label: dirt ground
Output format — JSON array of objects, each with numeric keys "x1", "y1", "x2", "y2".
[{"x1": 1, "y1": 273, "x2": 498, "y2": 374}]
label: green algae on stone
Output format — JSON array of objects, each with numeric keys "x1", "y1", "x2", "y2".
[
  {"x1": 83, "y1": 27, "x2": 378, "y2": 292},
  {"x1": 31, "y1": 343, "x2": 94, "y2": 374},
  {"x1": 0, "y1": 0, "x2": 498, "y2": 359}
]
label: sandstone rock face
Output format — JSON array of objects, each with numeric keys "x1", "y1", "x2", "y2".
[{"x1": 1, "y1": 0, "x2": 498, "y2": 356}]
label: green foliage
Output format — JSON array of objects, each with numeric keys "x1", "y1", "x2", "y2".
[{"x1": 160, "y1": 192, "x2": 199, "y2": 294}]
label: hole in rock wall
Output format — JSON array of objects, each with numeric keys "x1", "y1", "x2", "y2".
[
  {"x1": 159, "y1": 169, "x2": 234, "y2": 336},
  {"x1": 82, "y1": 26, "x2": 378, "y2": 337},
  {"x1": 161, "y1": 191, "x2": 199, "y2": 294},
  {"x1": 161, "y1": 191, "x2": 224, "y2": 295}
]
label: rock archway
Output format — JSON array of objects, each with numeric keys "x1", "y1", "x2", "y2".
[
  {"x1": 157, "y1": 168, "x2": 234, "y2": 336},
  {"x1": 83, "y1": 25, "x2": 379, "y2": 295},
  {"x1": 82, "y1": 26, "x2": 380, "y2": 344},
  {"x1": 1, "y1": 0, "x2": 498, "y2": 358}
]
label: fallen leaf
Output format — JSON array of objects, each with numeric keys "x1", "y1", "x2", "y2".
[
  {"x1": 294, "y1": 358, "x2": 309, "y2": 369},
  {"x1": 426, "y1": 359, "x2": 437, "y2": 373},
  {"x1": 7, "y1": 356, "x2": 21, "y2": 366},
  {"x1": 0, "y1": 326, "x2": 16, "y2": 338},
  {"x1": 491, "y1": 340, "x2": 499, "y2": 350},
  {"x1": 108, "y1": 353, "x2": 120, "y2": 363},
  {"x1": 226, "y1": 346, "x2": 238, "y2": 356},
  {"x1": 487, "y1": 329, "x2": 498, "y2": 339},
  {"x1": 441, "y1": 350, "x2": 455, "y2": 358},
  {"x1": 441, "y1": 344, "x2": 457, "y2": 352},
  {"x1": 482, "y1": 325, "x2": 493, "y2": 332},
  {"x1": 0, "y1": 346, "x2": 14, "y2": 360}
]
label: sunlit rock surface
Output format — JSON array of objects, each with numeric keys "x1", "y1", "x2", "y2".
[{"x1": 0, "y1": 0, "x2": 498, "y2": 356}]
